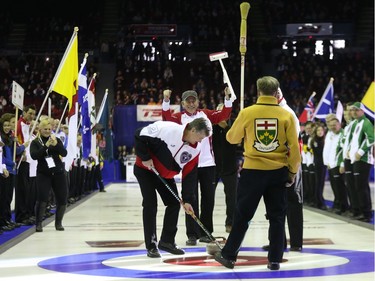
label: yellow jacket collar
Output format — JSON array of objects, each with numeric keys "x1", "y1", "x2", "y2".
[{"x1": 256, "y1": 95, "x2": 278, "y2": 105}]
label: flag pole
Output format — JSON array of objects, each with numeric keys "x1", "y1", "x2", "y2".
[
  {"x1": 12, "y1": 107, "x2": 19, "y2": 164},
  {"x1": 86, "y1": 72, "x2": 97, "y2": 129},
  {"x1": 29, "y1": 27, "x2": 79, "y2": 139},
  {"x1": 95, "y1": 89, "x2": 108, "y2": 124},
  {"x1": 87, "y1": 73, "x2": 97, "y2": 96},
  {"x1": 48, "y1": 98, "x2": 52, "y2": 118},
  {"x1": 64, "y1": 54, "x2": 88, "y2": 172},
  {"x1": 307, "y1": 91, "x2": 316, "y2": 121},
  {"x1": 56, "y1": 101, "x2": 69, "y2": 133}
]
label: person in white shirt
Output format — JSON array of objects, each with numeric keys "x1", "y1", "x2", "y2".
[
  {"x1": 323, "y1": 114, "x2": 349, "y2": 214},
  {"x1": 339, "y1": 102, "x2": 359, "y2": 217}
]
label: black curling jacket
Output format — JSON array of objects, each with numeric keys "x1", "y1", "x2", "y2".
[{"x1": 30, "y1": 135, "x2": 67, "y2": 175}]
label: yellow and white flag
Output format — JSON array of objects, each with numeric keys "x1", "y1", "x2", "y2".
[
  {"x1": 51, "y1": 28, "x2": 78, "y2": 110},
  {"x1": 361, "y1": 81, "x2": 374, "y2": 120}
]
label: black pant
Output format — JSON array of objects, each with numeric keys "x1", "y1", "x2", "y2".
[
  {"x1": 314, "y1": 164, "x2": 327, "y2": 208},
  {"x1": 0, "y1": 174, "x2": 15, "y2": 223},
  {"x1": 36, "y1": 172, "x2": 68, "y2": 206},
  {"x1": 302, "y1": 163, "x2": 311, "y2": 202},
  {"x1": 215, "y1": 171, "x2": 237, "y2": 227},
  {"x1": 330, "y1": 167, "x2": 349, "y2": 212},
  {"x1": 305, "y1": 164, "x2": 316, "y2": 204},
  {"x1": 353, "y1": 161, "x2": 372, "y2": 218},
  {"x1": 92, "y1": 164, "x2": 105, "y2": 191},
  {"x1": 286, "y1": 167, "x2": 303, "y2": 248},
  {"x1": 134, "y1": 165, "x2": 180, "y2": 250},
  {"x1": 344, "y1": 159, "x2": 359, "y2": 214},
  {"x1": 185, "y1": 166, "x2": 216, "y2": 238},
  {"x1": 222, "y1": 167, "x2": 288, "y2": 263},
  {"x1": 15, "y1": 162, "x2": 31, "y2": 222}
]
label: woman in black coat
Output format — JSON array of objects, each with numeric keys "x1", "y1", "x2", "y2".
[{"x1": 30, "y1": 119, "x2": 68, "y2": 232}]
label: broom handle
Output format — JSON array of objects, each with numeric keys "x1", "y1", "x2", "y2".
[{"x1": 151, "y1": 167, "x2": 221, "y2": 248}]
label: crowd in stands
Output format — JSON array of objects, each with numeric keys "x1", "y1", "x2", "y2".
[
  {"x1": 0, "y1": 53, "x2": 97, "y2": 118},
  {"x1": 110, "y1": 0, "x2": 372, "y2": 118}
]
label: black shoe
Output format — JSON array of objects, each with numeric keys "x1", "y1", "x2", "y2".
[
  {"x1": 186, "y1": 236, "x2": 197, "y2": 246},
  {"x1": 357, "y1": 215, "x2": 372, "y2": 223},
  {"x1": 147, "y1": 248, "x2": 161, "y2": 258},
  {"x1": 214, "y1": 252, "x2": 235, "y2": 269},
  {"x1": 21, "y1": 218, "x2": 34, "y2": 225},
  {"x1": 7, "y1": 221, "x2": 21, "y2": 228},
  {"x1": 199, "y1": 236, "x2": 212, "y2": 243},
  {"x1": 55, "y1": 225, "x2": 65, "y2": 231},
  {"x1": 99, "y1": 189, "x2": 106, "y2": 192},
  {"x1": 158, "y1": 241, "x2": 185, "y2": 255},
  {"x1": 267, "y1": 262, "x2": 280, "y2": 270},
  {"x1": 1, "y1": 225, "x2": 14, "y2": 231},
  {"x1": 35, "y1": 224, "x2": 43, "y2": 232},
  {"x1": 290, "y1": 246, "x2": 302, "y2": 252}
]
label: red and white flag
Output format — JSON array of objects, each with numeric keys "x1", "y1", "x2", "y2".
[{"x1": 298, "y1": 92, "x2": 316, "y2": 124}]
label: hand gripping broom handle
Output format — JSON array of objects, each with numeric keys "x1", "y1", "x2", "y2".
[{"x1": 151, "y1": 167, "x2": 222, "y2": 249}]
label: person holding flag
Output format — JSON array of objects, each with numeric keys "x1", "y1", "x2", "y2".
[
  {"x1": 15, "y1": 104, "x2": 36, "y2": 225},
  {"x1": 25, "y1": 27, "x2": 78, "y2": 232}
]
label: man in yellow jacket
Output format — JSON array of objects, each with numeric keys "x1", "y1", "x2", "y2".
[{"x1": 215, "y1": 76, "x2": 301, "y2": 271}]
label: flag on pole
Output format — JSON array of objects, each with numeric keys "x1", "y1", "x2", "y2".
[
  {"x1": 98, "y1": 89, "x2": 113, "y2": 160},
  {"x1": 64, "y1": 56, "x2": 88, "y2": 171},
  {"x1": 96, "y1": 90, "x2": 108, "y2": 124},
  {"x1": 361, "y1": 81, "x2": 374, "y2": 121},
  {"x1": 298, "y1": 92, "x2": 316, "y2": 124},
  {"x1": 336, "y1": 100, "x2": 344, "y2": 123},
  {"x1": 27, "y1": 28, "x2": 79, "y2": 141},
  {"x1": 81, "y1": 73, "x2": 92, "y2": 159},
  {"x1": 88, "y1": 76, "x2": 97, "y2": 159},
  {"x1": 312, "y1": 78, "x2": 335, "y2": 122},
  {"x1": 51, "y1": 32, "x2": 78, "y2": 110}
]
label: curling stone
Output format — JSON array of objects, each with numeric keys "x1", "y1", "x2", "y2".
[{"x1": 206, "y1": 236, "x2": 226, "y2": 255}]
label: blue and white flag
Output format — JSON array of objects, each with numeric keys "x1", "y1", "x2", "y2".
[
  {"x1": 88, "y1": 76, "x2": 97, "y2": 160},
  {"x1": 81, "y1": 68, "x2": 91, "y2": 159},
  {"x1": 312, "y1": 79, "x2": 335, "y2": 122},
  {"x1": 64, "y1": 56, "x2": 87, "y2": 171}
]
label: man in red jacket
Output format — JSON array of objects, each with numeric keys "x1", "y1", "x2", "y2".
[{"x1": 162, "y1": 88, "x2": 232, "y2": 246}]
